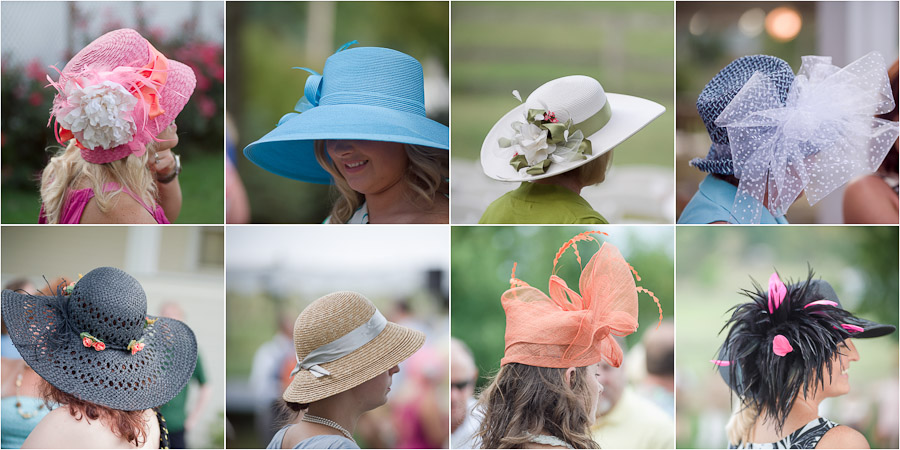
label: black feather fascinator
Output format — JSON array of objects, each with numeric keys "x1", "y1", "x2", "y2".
[{"x1": 712, "y1": 268, "x2": 894, "y2": 432}]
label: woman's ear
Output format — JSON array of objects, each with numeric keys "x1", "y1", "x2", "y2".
[{"x1": 565, "y1": 366, "x2": 576, "y2": 387}]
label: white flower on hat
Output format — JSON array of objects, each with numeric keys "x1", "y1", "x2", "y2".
[
  {"x1": 57, "y1": 80, "x2": 138, "y2": 150},
  {"x1": 510, "y1": 121, "x2": 551, "y2": 165}
]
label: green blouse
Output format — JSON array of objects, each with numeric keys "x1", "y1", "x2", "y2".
[{"x1": 479, "y1": 182, "x2": 608, "y2": 224}]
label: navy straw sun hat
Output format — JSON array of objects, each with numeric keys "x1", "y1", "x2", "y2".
[
  {"x1": 691, "y1": 55, "x2": 795, "y2": 175},
  {"x1": 1, "y1": 267, "x2": 197, "y2": 411},
  {"x1": 244, "y1": 44, "x2": 450, "y2": 184}
]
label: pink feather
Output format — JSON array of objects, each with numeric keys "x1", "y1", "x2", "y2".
[
  {"x1": 803, "y1": 300, "x2": 838, "y2": 309},
  {"x1": 840, "y1": 324, "x2": 864, "y2": 333},
  {"x1": 710, "y1": 360, "x2": 731, "y2": 366},
  {"x1": 772, "y1": 334, "x2": 793, "y2": 356},
  {"x1": 768, "y1": 272, "x2": 787, "y2": 314}
]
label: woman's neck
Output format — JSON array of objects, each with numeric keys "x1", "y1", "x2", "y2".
[
  {"x1": 301, "y1": 395, "x2": 365, "y2": 438},
  {"x1": 533, "y1": 175, "x2": 583, "y2": 194},
  {"x1": 753, "y1": 397, "x2": 821, "y2": 442},
  {"x1": 363, "y1": 180, "x2": 446, "y2": 224}
]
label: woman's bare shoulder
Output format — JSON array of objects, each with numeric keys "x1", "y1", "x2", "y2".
[
  {"x1": 22, "y1": 407, "x2": 157, "y2": 449},
  {"x1": 843, "y1": 175, "x2": 898, "y2": 224},
  {"x1": 80, "y1": 192, "x2": 156, "y2": 224},
  {"x1": 21, "y1": 407, "x2": 103, "y2": 448},
  {"x1": 816, "y1": 425, "x2": 870, "y2": 449}
]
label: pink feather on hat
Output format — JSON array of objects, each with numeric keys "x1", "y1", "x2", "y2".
[
  {"x1": 772, "y1": 334, "x2": 793, "y2": 356},
  {"x1": 768, "y1": 272, "x2": 787, "y2": 314}
]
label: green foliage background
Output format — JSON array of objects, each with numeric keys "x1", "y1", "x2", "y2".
[{"x1": 450, "y1": 226, "x2": 675, "y2": 386}]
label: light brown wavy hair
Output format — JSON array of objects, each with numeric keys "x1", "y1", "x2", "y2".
[
  {"x1": 476, "y1": 363, "x2": 599, "y2": 449},
  {"x1": 40, "y1": 140, "x2": 158, "y2": 224},
  {"x1": 42, "y1": 380, "x2": 152, "y2": 447},
  {"x1": 314, "y1": 141, "x2": 448, "y2": 223}
]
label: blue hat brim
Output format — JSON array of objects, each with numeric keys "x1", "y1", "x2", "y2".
[{"x1": 243, "y1": 105, "x2": 449, "y2": 184}]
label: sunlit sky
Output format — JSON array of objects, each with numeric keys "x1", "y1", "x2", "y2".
[
  {"x1": 227, "y1": 226, "x2": 449, "y2": 271},
  {"x1": 226, "y1": 226, "x2": 450, "y2": 297}
]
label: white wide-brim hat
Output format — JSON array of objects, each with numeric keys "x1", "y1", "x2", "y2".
[{"x1": 481, "y1": 75, "x2": 665, "y2": 181}]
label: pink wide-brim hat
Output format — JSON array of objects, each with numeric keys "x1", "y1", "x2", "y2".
[{"x1": 50, "y1": 28, "x2": 196, "y2": 164}]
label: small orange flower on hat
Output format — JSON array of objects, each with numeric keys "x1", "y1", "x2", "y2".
[{"x1": 80, "y1": 332, "x2": 106, "y2": 351}]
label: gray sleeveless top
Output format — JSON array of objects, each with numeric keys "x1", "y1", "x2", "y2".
[{"x1": 266, "y1": 425, "x2": 360, "y2": 449}]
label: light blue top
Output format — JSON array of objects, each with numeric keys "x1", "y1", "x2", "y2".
[
  {"x1": 1, "y1": 396, "x2": 49, "y2": 449},
  {"x1": 266, "y1": 426, "x2": 360, "y2": 449},
  {"x1": 678, "y1": 175, "x2": 789, "y2": 224}
]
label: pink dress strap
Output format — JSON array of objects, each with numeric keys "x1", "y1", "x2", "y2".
[{"x1": 38, "y1": 183, "x2": 169, "y2": 224}]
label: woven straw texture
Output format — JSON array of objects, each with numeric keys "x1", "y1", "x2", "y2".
[
  {"x1": 55, "y1": 28, "x2": 196, "y2": 163},
  {"x1": 502, "y1": 241, "x2": 638, "y2": 369},
  {"x1": 243, "y1": 46, "x2": 449, "y2": 184},
  {"x1": 1, "y1": 267, "x2": 197, "y2": 411},
  {"x1": 692, "y1": 55, "x2": 794, "y2": 174},
  {"x1": 283, "y1": 291, "x2": 425, "y2": 404}
]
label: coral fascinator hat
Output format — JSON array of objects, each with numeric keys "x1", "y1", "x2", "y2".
[
  {"x1": 48, "y1": 28, "x2": 196, "y2": 164},
  {"x1": 501, "y1": 231, "x2": 663, "y2": 369},
  {"x1": 244, "y1": 42, "x2": 450, "y2": 184}
]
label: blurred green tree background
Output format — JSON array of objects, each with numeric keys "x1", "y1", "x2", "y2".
[
  {"x1": 676, "y1": 226, "x2": 899, "y2": 448},
  {"x1": 451, "y1": 226, "x2": 675, "y2": 387},
  {"x1": 226, "y1": 1, "x2": 449, "y2": 223}
]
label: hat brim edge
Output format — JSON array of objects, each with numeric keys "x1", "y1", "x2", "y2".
[
  {"x1": 244, "y1": 104, "x2": 449, "y2": 184},
  {"x1": 1, "y1": 290, "x2": 198, "y2": 411}
]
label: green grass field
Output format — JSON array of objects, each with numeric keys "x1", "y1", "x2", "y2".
[{"x1": 1, "y1": 151, "x2": 224, "y2": 224}]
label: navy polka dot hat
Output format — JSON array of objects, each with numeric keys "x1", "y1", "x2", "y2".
[{"x1": 691, "y1": 55, "x2": 794, "y2": 175}]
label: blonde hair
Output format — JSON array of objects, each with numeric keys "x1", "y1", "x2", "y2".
[
  {"x1": 40, "y1": 141, "x2": 158, "y2": 224},
  {"x1": 314, "y1": 141, "x2": 448, "y2": 223},
  {"x1": 726, "y1": 401, "x2": 759, "y2": 447},
  {"x1": 576, "y1": 150, "x2": 614, "y2": 186}
]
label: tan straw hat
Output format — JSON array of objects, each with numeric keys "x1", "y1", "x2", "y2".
[{"x1": 283, "y1": 291, "x2": 425, "y2": 404}]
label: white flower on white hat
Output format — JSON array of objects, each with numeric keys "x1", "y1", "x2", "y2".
[
  {"x1": 510, "y1": 122, "x2": 551, "y2": 165},
  {"x1": 57, "y1": 80, "x2": 137, "y2": 150}
]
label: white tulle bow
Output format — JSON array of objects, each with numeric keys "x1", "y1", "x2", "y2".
[{"x1": 716, "y1": 52, "x2": 898, "y2": 223}]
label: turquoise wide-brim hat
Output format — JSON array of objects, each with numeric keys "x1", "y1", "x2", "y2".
[{"x1": 244, "y1": 43, "x2": 450, "y2": 184}]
